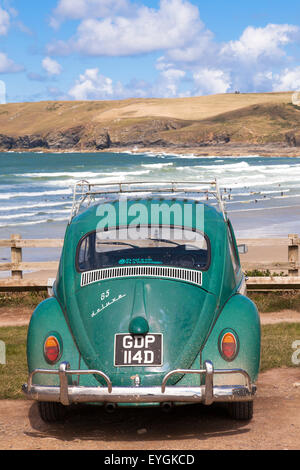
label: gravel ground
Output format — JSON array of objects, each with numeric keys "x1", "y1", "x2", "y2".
[{"x1": 0, "y1": 368, "x2": 299, "y2": 450}]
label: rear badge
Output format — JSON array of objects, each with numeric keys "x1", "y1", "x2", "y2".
[
  {"x1": 114, "y1": 334, "x2": 163, "y2": 367},
  {"x1": 91, "y1": 291, "x2": 127, "y2": 319}
]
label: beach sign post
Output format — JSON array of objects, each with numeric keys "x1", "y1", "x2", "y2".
[{"x1": 0, "y1": 341, "x2": 5, "y2": 365}]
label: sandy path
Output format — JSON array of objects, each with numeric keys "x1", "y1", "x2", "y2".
[
  {"x1": 259, "y1": 310, "x2": 300, "y2": 324},
  {"x1": 0, "y1": 368, "x2": 299, "y2": 450},
  {"x1": 0, "y1": 307, "x2": 33, "y2": 327}
]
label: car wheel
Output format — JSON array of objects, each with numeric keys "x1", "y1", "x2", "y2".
[
  {"x1": 227, "y1": 401, "x2": 253, "y2": 421},
  {"x1": 38, "y1": 402, "x2": 67, "y2": 423}
]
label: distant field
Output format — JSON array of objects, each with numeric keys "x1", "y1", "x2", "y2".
[
  {"x1": 0, "y1": 91, "x2": 298, "y2": 151},
  {"x1": 92, "y1": 92, "x2": 293, "y2": 122},
  {"x1": 0, "y1": 92, "x2": 292, "y2": 135}
]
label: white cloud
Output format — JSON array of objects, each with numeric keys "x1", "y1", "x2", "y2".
[
  {"x1": 0, "y1": 7, "x2": 10, "y2": 35},
  {"x1": 68, "y1": 68, "x2": 122, "y2": 100},
  {"x1": 220, "y1": 24, "x2": 299, "y2": 65},
  {"x1": 49, "y1": 0, "x2": 203, "y2": 56},
  {"x1": 42, "y1": 57, "x2": 62, "y2": 76},
  {"x1": 158, "y1": 22, "x2": 300, "y2": 95},
  {"x1": 162, "y1": 29, "x2": 216, "y2": 66},
  {"x1": 272, "y1": 67, "x2": 300, "y2": 92},
  {"x1": 49, "y1": 0, "x2": 300, "y2": 98},
  {"x1": 0, "y1": 4, "x2": 32, "y2": 36},
  {"x1": 0, "y1": 52, "x2": 23, "y2": 73},
  {"x1": 68, "y1": 66, "x2": 189, "y2": 100},
  {"x1": 153, "y1": 68, "x2": 186, "y2": 98},
  {"x1": 192, "y1": 69, "x2": 231, "y2": 95},
  {"x1": 50, "y1": 0, "x2": 130, "y2": 28}
]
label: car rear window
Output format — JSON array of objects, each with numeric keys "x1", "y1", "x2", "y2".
[{"x1": 77, "y1": 226, "x2": 210, "y2": 272}]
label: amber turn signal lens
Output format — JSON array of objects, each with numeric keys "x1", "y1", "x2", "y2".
[
  {"x1": 44, "y1": 336, "x2": 60, "y2": 364},
  {"x1": 221, "y1": 332, "x2": 237, "y2": 361}
]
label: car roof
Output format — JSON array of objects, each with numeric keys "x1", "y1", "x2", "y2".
[{"x1": 71, "y1": 197, "x2": 226, "y2": 233}]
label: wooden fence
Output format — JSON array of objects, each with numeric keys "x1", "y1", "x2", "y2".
[
  {"x1": 0, "y1": 235, "x2": 62, "y2": 290},
  {"x1": 0, "y1": 234, "x2": 300, "y2": 291}
]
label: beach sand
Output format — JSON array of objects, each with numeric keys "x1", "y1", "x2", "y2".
[
  {"x1": 106, "y1": 144, "x2": 300, "y2": 158},
  {"x1": 240, "y1": 243, "x2": 288, "y2": 272},
  {"x1": 24, "y1": 269, "x2": 58, "y2": 283}
]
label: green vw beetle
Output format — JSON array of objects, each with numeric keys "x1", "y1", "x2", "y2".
[{"x1": 23, "y1": 180, "x2": 261, "y2": 422}]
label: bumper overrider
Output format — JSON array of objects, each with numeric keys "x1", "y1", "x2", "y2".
[{"x1": 22, "y1": 360, "x2": 256, "y2": 406}]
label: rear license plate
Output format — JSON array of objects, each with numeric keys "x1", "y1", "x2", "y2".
[{"x1": 114, "y1": 334, "x2": 163, "y2": 367}]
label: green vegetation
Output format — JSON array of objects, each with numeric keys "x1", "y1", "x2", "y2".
[
  {"x1": 0, "y1": 322, "x2": 299, "y2": 399},
  {"x1": 245, "y1": 269, "x2": 287, "y2": 277},
  {"x1": 0, "y1": 326, "x2": 28, "y2": 399},
  {"x1": 0, "y1": 292, "x2": 47, "y2": 308},
  {"x1": 260, "y1": 323, "x2": 300, "y2": 372},
  {"x1": 249, "y1": 291, "x2": 300, "y2": 313}
]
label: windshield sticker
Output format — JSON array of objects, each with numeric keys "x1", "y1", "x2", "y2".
[
  {"x1": 119, "y1": 258, "x2": 163, "y2": 266},
  {"x1": 91, "y1": 292, "x2": 127, "y2": 319}
]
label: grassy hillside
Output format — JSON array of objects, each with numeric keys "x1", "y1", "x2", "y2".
[
  {"x1": 161, "y1": 102, "x2": 300, "y2": 145},
  {"x1": 0, "y1": 92, "x2": 291, "y2": 134},
  {"x1": 0, "y1": 91, "x2": 298, "y2": 152}
]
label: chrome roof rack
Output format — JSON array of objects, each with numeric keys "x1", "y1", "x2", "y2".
[{"x1": 70, "y1": 179, "x2": 227, "y2": 223}]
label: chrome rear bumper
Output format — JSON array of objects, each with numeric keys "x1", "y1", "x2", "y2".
[{"x1": 22, "y1": 361, "x2": 256, "y2": 406}]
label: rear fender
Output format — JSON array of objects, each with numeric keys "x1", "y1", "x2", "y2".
[
  {"x1": 27, "y1": 297, "x2": 80, "y2": 386},
  {"x1": 201, "y1": 294, "x2": 261, "y2": 385}
]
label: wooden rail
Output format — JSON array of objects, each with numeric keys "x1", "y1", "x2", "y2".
[
  {"x1": 0, "y1": 235, "x2": 62, "y2": 290},
  {"x1": 0, "y1": 234, "x2": 300, "y2": 291},
  {"x1": 245, "y1": 276, "x2": 300, "y2": 291}
]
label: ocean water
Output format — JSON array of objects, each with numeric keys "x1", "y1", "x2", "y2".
[{"x1": 1, "y1": 150, "x2": 300, "y2": 265}]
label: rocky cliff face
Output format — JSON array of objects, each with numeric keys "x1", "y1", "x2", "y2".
[
  {"x1": 0, "y1": 119, "x2": 233, "y2": 151},
  {"x1": 285, "y1": 132, "x2": 300, "y2": 147},
  {"x1": 0, "y1": 133, "x2": 49, "y2": 150}
]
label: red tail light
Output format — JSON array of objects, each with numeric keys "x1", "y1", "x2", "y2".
[
  {"x1": 220, "y1": 331, "x2": 238, "y2": 361},
  {"x1": 44, "y1": 336, "x2": 60, "y2": 364}
]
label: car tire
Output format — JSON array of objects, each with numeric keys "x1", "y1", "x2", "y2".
[
  {"x1": 227, "y1": 401, "x2": 253, "y2": 421},
  {"x1": 38, "y1": 402, "x2": 67, "y2": 423}
]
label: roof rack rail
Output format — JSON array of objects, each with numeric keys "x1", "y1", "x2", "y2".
[{"x1": 70, "y1": 179, "x2": 227, "y2": 223}]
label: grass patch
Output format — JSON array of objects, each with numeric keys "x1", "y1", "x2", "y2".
[
  {"x1": 0, "y1": 322, "x2": 300, "y2": 399},
  {"x1": 249, "y1": 291, "x2": 300, "y2": 313},
  {"x1": 245, "y1": 269, "x2": 287, "y2": 277},
  {"x1": 0, "y1": 326, "x2": 28, "y2": 399},
  {"x1": 260, "y1": 323, "x2": 300, "y2": 372},
  {"x1": 0, "y1": 292, "x2": 48, "y2": 308}
]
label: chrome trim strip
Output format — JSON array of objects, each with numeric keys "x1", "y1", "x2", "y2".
[
  {"x1": 23, "y1": 384, "x2": 256, "y2": 404},
  {"x1": 204, "y1": 360, "x2": 214, "y2": 405},
  {"x1": 28, "y1": 367, "x2": 113, "y2": 394},
  {"x1": 59, "y1": 362, "x2": 70, "y2": 406},
  {"x1": 23, "y1": 361, "x2": 256, "y2": 405},
  {"x1": 81, "y1": 266, "x2": 203, "y2": 288}
]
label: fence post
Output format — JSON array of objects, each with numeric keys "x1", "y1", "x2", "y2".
[
  {"x1": 10, "y1": 234, "x2": 23, "y2": 280},
  {"x1": 288, "y1": 234, "x2": 299, "y2": 276}
]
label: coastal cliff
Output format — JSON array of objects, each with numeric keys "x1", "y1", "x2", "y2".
[{"x1": 1, "y1": 92, "x2": 300, "y2": 155}]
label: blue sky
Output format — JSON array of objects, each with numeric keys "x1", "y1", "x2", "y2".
[{"x1": 1, "y1": 0, "x2": 300, "y2": 102}]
